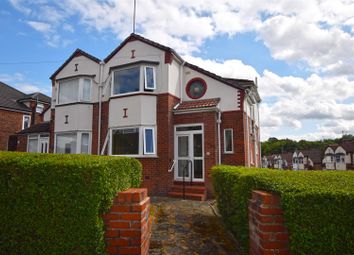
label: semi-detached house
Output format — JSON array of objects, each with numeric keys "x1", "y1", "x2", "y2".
[{"x1": 46, "y1": 33, "x2": 261, "y2": 199}]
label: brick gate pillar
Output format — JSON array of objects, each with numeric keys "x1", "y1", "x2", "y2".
[{"x1": 103, "y1": 188, "x2": 151, "y2": 255}]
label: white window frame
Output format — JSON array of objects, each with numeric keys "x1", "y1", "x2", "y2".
[
  {"x1": 27, "y1": 135, "x2": 39, "y2": 152},
  {"x1": 22, "y1": 115, "x2": 31, "y2": 129},
  {"x1": 111, "y1": 66, "x2": 142, "y2": 97},
  {"x1": 109, "y1": 126, "x2": 157, "y2": 157},
  {"x1": 144, "y1": 66, "x2": 156, "y2": 90},
  {"x1": 36, "y1": 103, "x2": 44, "y2": 113},
  {"x1": 54, "y1": 132, "x2": 91, "y2": 154},
  {"x1": 57, "y1": 77, "x2": 92, "y2": 105},
  {"x1": 143, "y1": 127, "x2": 155, "y2": 155},
  {"x1": 224, "y1": 128, "x2": 234, "y2": 154}
]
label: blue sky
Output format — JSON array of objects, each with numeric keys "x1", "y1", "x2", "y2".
[{"x1": 1, "y1": 0, "x2": 354, "y2": 141}]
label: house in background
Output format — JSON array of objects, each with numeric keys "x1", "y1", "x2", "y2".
[
  {"x1": 322, "y1": 141, "x2": 354, "y2": 170},
  {"x1": 262, "y1": 153, "x2": 292, "y2": 169},
  {"x1": 46, "y1": 33, "x2": 261, "y2": 199},
  {"x1": 292, "y1": 149, "x2": 323, "y2": 170},
  {"x1": 0, "y1": 81, "x2": 51, "y2": 151}
]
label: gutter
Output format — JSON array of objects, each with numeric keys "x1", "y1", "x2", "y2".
[{"x1": 98, "y1": 61, "x2": 104, "y2": 155}]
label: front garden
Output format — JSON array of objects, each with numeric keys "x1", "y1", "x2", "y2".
[
  {"x1": 212, "y1": 166, "x2": 354, "y2": 255},
  {"x1": 0, "y1": 152, "x2": 142, "y2": 255}
]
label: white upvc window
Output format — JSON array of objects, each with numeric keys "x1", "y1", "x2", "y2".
[
  {"x1": 111, "y1": 65, "x2": 157, "y2": 96},
  {"x1": 224, "y1": 128, "x2": 234, "y2": 153},
  {"x1": 110, "y1": 126, "x2": 156, "y2": 156},
  {"x1": 58, "y1": 78, "x2": 92, "y2": 104},
  {"x1": 22, "y1": 115, "x2": 31, "y2": 129},
  {"x1": 28, "y1": 135, "x2": 39, "y2": 152},
  {"x1": 36, "y1": 103, "x2": 44, "y2": 113},
  {"x1": 144, "y1": 66, "x2": 156, "y2": 90},
  {"x1": 143, "y1": 127, "x2": 155, "y2": 154},
  {"x1": 55, "y1": 132, "x2": 91, "y2": 154}
]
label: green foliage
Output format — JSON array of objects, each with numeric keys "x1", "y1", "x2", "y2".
[
  {"x1": 260, "y1": 136, "x2": 352, "y2": 155},
  {"x1": 0, "y1": 152, "x2": 142, "y2": 255},
  {"x1": 212, "y1": 166, "x2": 354, "y2": 255}
]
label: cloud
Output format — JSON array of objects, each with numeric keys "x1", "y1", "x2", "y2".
[
  {"x1": 0, "y1": 73, "x2": 50, "y2": 95},
  {"x1": 27, "y1": 21, "x2": 53, "y2": 33}
]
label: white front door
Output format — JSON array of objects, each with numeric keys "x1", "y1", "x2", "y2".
[
  {"x1": 174, "y1": 125, "x2": 204, "y2": 182},
  {"x1": 39, "y1": 137, "x2": 49, "y2": 153}
]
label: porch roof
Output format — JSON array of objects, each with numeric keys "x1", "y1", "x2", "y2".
[{"x1": 174, "y1": 98, "x2": 220, "y2": 111}]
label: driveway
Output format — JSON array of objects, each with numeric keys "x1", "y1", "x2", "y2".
[{"x1": 149, "y1": 197, "x2": 241, "y2": 255}]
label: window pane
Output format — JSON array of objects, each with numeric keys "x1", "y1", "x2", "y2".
[
  {"x1": 56, "y1": 133, "x2": 77, "y2": 154},
  {"x1": 176, "y1": 126, "x2": 202, "y2": 132},
  {"x1": 36, "y1": 103, "x2": 44, "y2": 113},
  {"x1": 23, "y1": 116, "x2": 30, "y2": 129},
  {"x1": 59, "y1": 79, "x2": 79, "y2": 104},
  {"x1": 178, "y1": 160, "x2": 189, "y2": 177},
  {"x1": 112, "y1": 128, "x2": 139, "y2": 155},
  {"x1": 144, "y1": 128, "x2": 154, "y2": 154},
  {"x1": 82, "y1": 79, "x2": 91, "y2": 101},
  {"x1": 113, "y1": 67, "x2": 140, "y2": 95},
  {"x1": 225, "y1": 129, "x2": 233, "y2": 152},
  {"x1": 145, "y1": 67, "x2": 155, "y2": 89},
  {"x1": 28, "y1": 137, "x2": 38, "y2": 152},
  {"x1": 178, "y1": 136, "x2": 189, "y2": 157},
  {"x1": 81, "y1": 133, "x2": 89, "y2": 154},
  {"x1": 193, "y1": 134, "x2": 202, "y2": 157},
  {"x1": 194, "y1": 160, "x2": 203, "y2": 179}
]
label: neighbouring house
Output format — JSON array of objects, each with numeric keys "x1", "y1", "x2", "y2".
[
  {"x1": 263, "y1": 153, "x2": 291, "y2": 169},
  {"x1": 292, "y1": 149, "x2": 323, "y2": 170},
  {"x1": 27, "y1": 33, "x2": 261, "y2": 198},
  {"x1": 322, "y1": 141, "x2": 354, "y2": 170},
  {"x1": 0, "y1": 81, "x2": 51, "y2": 151}
]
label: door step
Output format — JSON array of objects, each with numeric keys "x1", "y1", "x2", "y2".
[{"x1": 168, "y1": 184, "x2": 207, "y2": 201}]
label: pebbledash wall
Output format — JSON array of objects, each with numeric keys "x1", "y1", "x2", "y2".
[{"x1": 47, "y1": 33, "x2": 261, "y2": 197}]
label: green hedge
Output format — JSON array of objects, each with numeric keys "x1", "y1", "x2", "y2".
[
  {"x1": 0, "y1": 152, "x2": 142, "y2": 255},
  {"x1": 212, "y1": 166, "x2": 354, "y2": 255}
]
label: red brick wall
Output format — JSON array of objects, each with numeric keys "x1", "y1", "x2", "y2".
[
  {"x1": 102, "y1": 188, "x2": 151, "y2": 255},
  {"x1": 248, "y1": 190, "x2": 290, "y2": 255},
  {"x1": 16, "y1": 135, "x2": 28, "y2": 152},
  {"x1": 92, "y1": 101, "x2": 109, "y2": 155},
  {"x1": 139, "y1": 93, "x2": 178, "y2": 195},
  {"x1": 221, "y1": 111, "x2": 246, "y2": 166},
  {"x1": 0, "y1": 109, "x2": 27, "y2": 151},
  {"x1": 174, "y1": 110, "x2": 218, "y2": 195},
  {"x1": 49, "y1": 109, "x2": 55, "y2": 153}
]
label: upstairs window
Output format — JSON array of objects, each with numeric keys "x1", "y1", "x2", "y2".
[
  {"x1": 144, "y1": 66, "x2": 156, "y2": 90},
  {"x1": 58, "y1": 78, "x2": 91, "y2": 104},
  {"x1": 22, "y1": 115, "x2": 30, "y2": 129},
  {"x1": 36, "y1": 103, "x2": 44, "y2": 113},
  {"x1": 113, "y1": 67, "x2": 140, "y2": 95}
]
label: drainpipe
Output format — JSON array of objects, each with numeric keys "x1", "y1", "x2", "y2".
[
  {"x1": 245, "y1": 90, "x2": 251, "y2": 167},
  {"x1": 97, "y1": 61, "x2": 104, "y2": 155},
  {"x1": 180, "y1": 60, "x2": 186, "y2": 103},
  {"x1": 217, "y1": 107, "x2": 222, "y2": 165}
]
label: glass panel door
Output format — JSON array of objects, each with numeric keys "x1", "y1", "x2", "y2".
[
  {"x1": 39, "y1": 138, "x2": 49, "y2": 153},
  {"x1": 175, "y1": 126, "x2": 204, "y2": 182},
  {"x1": 177, "y1": 135, "x2": 190, "y2": 178}
]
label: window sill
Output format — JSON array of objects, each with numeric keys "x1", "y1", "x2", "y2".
[
  {"x1": 223, "y1": 151, "x2": 234, "y2": 154},
  {"x1": 110, "y1": 91, "x2": 157, "y2": 99},
  {"x1": 56, "y1": 101, "x2": 93, "y2": 107},
  {"x1": 110, "y1": 154, "x2": 158, "y2": 159}
]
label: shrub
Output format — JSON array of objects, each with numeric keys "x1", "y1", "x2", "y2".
[
  {"x1": 0, "y1": 152, "x2": 142, "y2": 255},
  {"x1": 212, "y1": 166, "x2": 354, "y2": 255}
]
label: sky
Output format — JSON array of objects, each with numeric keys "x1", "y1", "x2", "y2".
[{"x1": 1, "y1": 0, "x2": 354, "y2": 141}]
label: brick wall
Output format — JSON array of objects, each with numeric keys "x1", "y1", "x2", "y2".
[
  {"x1": 174, "y1": 110, "x2": 218, "y2": 195},
  {"x1": 0, "y1": 109, "x2": 27, "y2": 151},
  {"x1": 221, "y1": 111, "x2": 246, "y2": 166},
  {"x1": 92, "y1": 101, "x2": 109, "y2": 155},
  {"x1": 139, "y1": 93, "x2": 178, "y2": 195},
  {"x1": 102, "y1": 188, "x2": 151, "y2": 255},
  {"x1": 248, "y1": 190, "x2": 290, "y2": 255},
  {"x1": 49, "y1": 109, "x2": 55, "y2": 153}
]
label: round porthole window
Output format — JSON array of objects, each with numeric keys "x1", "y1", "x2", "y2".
[{"x1": 186, "y1": 78, "x2": 207, "y2": 99}]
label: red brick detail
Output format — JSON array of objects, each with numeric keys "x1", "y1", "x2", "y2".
[
  {"x1": 248, "y1": 190, "x2": 291, "y2": 255},
  {"x1": 103, "y1": 188, "x2": 151, "y2": 255},
  {"x1": 164, "y1": 51, "x2": 173, "y2": 64},
  {"x1": 138, "y1": 93, "x2": 179, "y2": 196},
  {"x1": 221, "y1": 111, "x2": 246, "y2": 166},
  {"x1": 0, "y1": 109, "x2": 25, "y2": 150}
]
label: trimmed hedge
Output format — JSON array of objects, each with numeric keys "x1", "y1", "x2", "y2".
[
  {"x1": 0, "y1": 152, "x2": 142, "y2": 255},
  {"x1": 212, "y1": 166, "x2": 354, "y2": 255}
]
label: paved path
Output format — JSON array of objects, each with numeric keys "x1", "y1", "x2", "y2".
[{"x1": 149, "y1": 197, "x2": 241, "y2": 255}]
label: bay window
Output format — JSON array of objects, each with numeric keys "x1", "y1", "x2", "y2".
[
  {"x1": 55, "y1": 132, "x2": 91, "y2": 154},
  {"x1": 111, "y1": 126, "x2": 156, "y2": 156},
  {"x1": 58, "y1": 77, "x2": 91, "y2": 104},
  {"x1": 112, "y1": 65, "x2": 156, "y2": 96}
]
